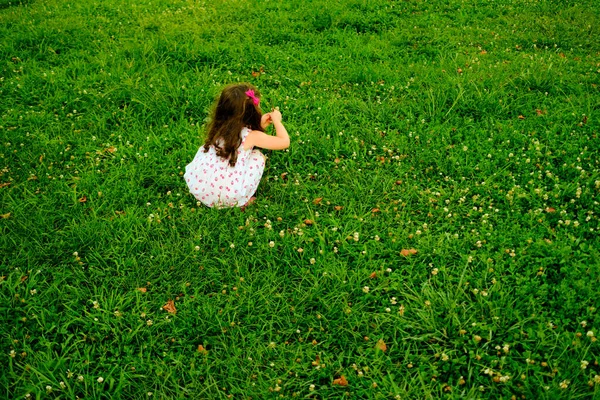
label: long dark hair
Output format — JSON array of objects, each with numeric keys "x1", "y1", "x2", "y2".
[{"x1": 203, "y1": 83, "x2": 264, "y2": 167}]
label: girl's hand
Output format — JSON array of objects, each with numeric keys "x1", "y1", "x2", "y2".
[
  {"x1": 270, "y1": 109, "x2": 282, "y2": 123},
  {"x1": 260, "y1": 113, "x2": 272, "y2": 129}
]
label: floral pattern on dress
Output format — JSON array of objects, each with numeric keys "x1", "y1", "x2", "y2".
[{"x1": 184, "y1": 127, "x2": 265, "y2": 208}]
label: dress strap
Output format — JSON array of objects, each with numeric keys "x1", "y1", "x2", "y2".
[{"x1": 240, "y1": 127, "x2": 251, "y2": 146}]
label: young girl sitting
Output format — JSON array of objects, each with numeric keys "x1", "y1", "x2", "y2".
[{"x1": 184, "y1": 83, "x2": 290, "y2": 208}]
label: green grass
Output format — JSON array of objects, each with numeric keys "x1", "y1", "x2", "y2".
[{"x1": 1, "y1": 0, "x2": 600, "y2": 398}]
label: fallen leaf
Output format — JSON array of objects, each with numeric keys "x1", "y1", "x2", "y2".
[
  {"x1": 371, "y1": 208, "x2": 380, "y2": 213},
  {"x1": 251, "y1": 71, "x2": 260, "y2": 77},
  {"x1": 518, "y1": 115, "x2": 525, "y2": 120},
  {"x1": 280, "y1": 172, "x2": 288, "y2": 181},
  {"x1": 0, "y1": 182, "x2": 11, "y2": 188},
  {"x1": 457, "y1": 68, "x2": 463, "y2": 74},
  {"x1": 304, "y1": 219, "x2": 314, "y2": 225},
  {"x1": 197, "y1": 345, "x2": 208, "y2": 354},
  {"x1": 582, "y1": 115, "x2": 588, "y2": 124},
  {"x1": 334, "y1": 158, "x2": 340, "y2": 164},
  {"x1": 334, "y1": 206, "x2": 343, "y2": 211},
  {"x1": 480, "y1": 50, "x2": 488, "y2": 55},
  {"x1": 313, "y1": 197, "x2": 323, "y2": 205},
  {"x1": 137, "y1": 287, "x2": 147, "y2": 293},
  {"x1": 545, "y1": 207, "x2": 556, "y2": 213},
  {"x1": 39, "y1": 154, "x2": 44, "y2": 163},
  {"x1": 536, "y1": 109, "x2": 546, "y2": 116},
  {"x1": 369, "y1": 272, "x2": 377, "y2": 279},
  {"x1": 20, "y1": 275, "x2": 28, "y2": 283},
  {"x1": 400, "y1": 248, "x2": 418, "y2": 257},
  {"x1": 106, "y1": 146, "x2": 117, "y2": 153},
  {"x1": 115, "y1": 210, "x2": 125, "y2": 215},
  {"x1": 0, "y1": 213, "x2": 10, "y2": 219},
  {"x1": 332, "y1": 375, "x2": 348, "y2": 386},
  {"x1": 311, "y1": 355, "x2": 321, "y2": 366},
  {"x1": 163, "y1": 299, "x2": 177, "y2": 314},
  {"x1": 375, "y1": 339, "x2": 387, "y2": 352},
  {"x1": 79, "y1": 196, "x2": 87, "y2": 203},
  {"x1": 395, "y1": 180, "x2": 402, "y2": 185}
]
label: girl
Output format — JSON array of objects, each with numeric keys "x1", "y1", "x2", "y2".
[{"x1": 184, "y1": 83, "x2": 290, "y2": 208}]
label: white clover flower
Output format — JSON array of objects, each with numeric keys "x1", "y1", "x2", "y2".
[
  {"x1": 587, "y1": 331, "x2": 595, "y2": 338},
  {"x1": 362, "y1": 286, "x2": 370, "y2": 293},
  {"x1": 97, "y1": 377, "x2": 104, "y2": 383},
  {"x1": 269, "y1": 241, "x2": 275, "y2": 248},
  {"x1": 581, "y1": 360, "x2": 589, "y2": 369}
]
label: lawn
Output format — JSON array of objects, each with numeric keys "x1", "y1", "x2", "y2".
[{"x1": 1, "y1": 0, "x2": 600, "y2": 398}]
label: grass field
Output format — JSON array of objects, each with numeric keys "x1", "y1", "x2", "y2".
[{"x1": 1, "y1": 0, "x2": 600, "y2": 398}]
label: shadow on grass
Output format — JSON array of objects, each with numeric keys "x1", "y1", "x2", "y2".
[{"x1": 0, "y1": 0, "x2": 33, "y2": 10}]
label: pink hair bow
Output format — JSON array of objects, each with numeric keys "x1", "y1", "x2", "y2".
[{"x1": 245, "y1": 89, "x2": 260, "y2": 106}]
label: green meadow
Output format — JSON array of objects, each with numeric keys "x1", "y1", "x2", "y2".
[{"x1": 1, "y1": 0, "x2": 600, "y2": 398}]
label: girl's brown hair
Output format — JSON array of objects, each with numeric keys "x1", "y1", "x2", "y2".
[{"x1": 203, "y1": 83, "x2": 264, "y2": 167}]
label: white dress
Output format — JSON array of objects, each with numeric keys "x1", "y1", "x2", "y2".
[{"x1": 184, "y1": 127, "x2": 265, "y2": 208}]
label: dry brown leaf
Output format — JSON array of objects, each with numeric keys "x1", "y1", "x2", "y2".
[
  {"x1": 518, "y1": 115, "x2": 525, "y2": 120},
  {"x1": 400, "y1": 248, "x2": 418, "y2": 257},
  {"x1": 313, "y1": 197, "x2": 323, "y2": 205},
  {"x1": 197, "y1": 345, "x2": 208, "y2": 354},
  {"x1": 0, "y1": 212, "x2": 10, "y2": 219},
  {"x1": 536, "y1": 109, "x2": 546, "y2": 116},
  {"x1": 480, "y1": 50, "x2": 488, "y2": 55},
  {"x1": 545, "y1": 207, "x2": 556, "y2": 213},
  {"x1": 334, "y1": 158, "x2": 340, "y2": 164},
  {"x1": 395, "y1": 180, "x2": 402, "y2": 185},
  {"x1": 334, "y1": 206, "x2": 343, "y2": 211},
  {"x1": 280, "y1": 172, "x2": 288, "y2": 181},
  {"x1": 457, "y1": 68, "x2": 463, "y2": 74},
  {"x1": 332, "y1": 375, "x2": 348, "y2": 386},
  {"x1": 369, "y1": 272, "x2": 377, "y2": 279},
  {"x1": 0, "y1": 182, "x2": 11, "y2": 189},
  {"x1": 304, "y1": 219, "x2": 314, "y2": 225},
  {"x1": 251, "y1": 71, "x2": 260, "y2": 78},
  {"x1": 375, "y1": 339, "x2": 387, "y2": 352},
  {"x1": 79, "y1": 196, "x2": 87, "y2": 203},
  {"x1": 106, "y1": 146, "x2": 117, "y2": 153},
  {"x1": 137, "y1": 287, "x2": 147, "y2": 293},
  {"x1": 20, "y1": 275, "x2": 28, "y2": 283},
  {"x1": 163, "y1": 299, "x2": 177, "y2": 314},
  {"x1": 371, "y1": 208, "x2": 380, "y2": 213}
]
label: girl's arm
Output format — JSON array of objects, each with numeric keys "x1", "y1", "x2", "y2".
[{"x1": 244, "y1": 110, "x2": 290, "y2": 150}]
